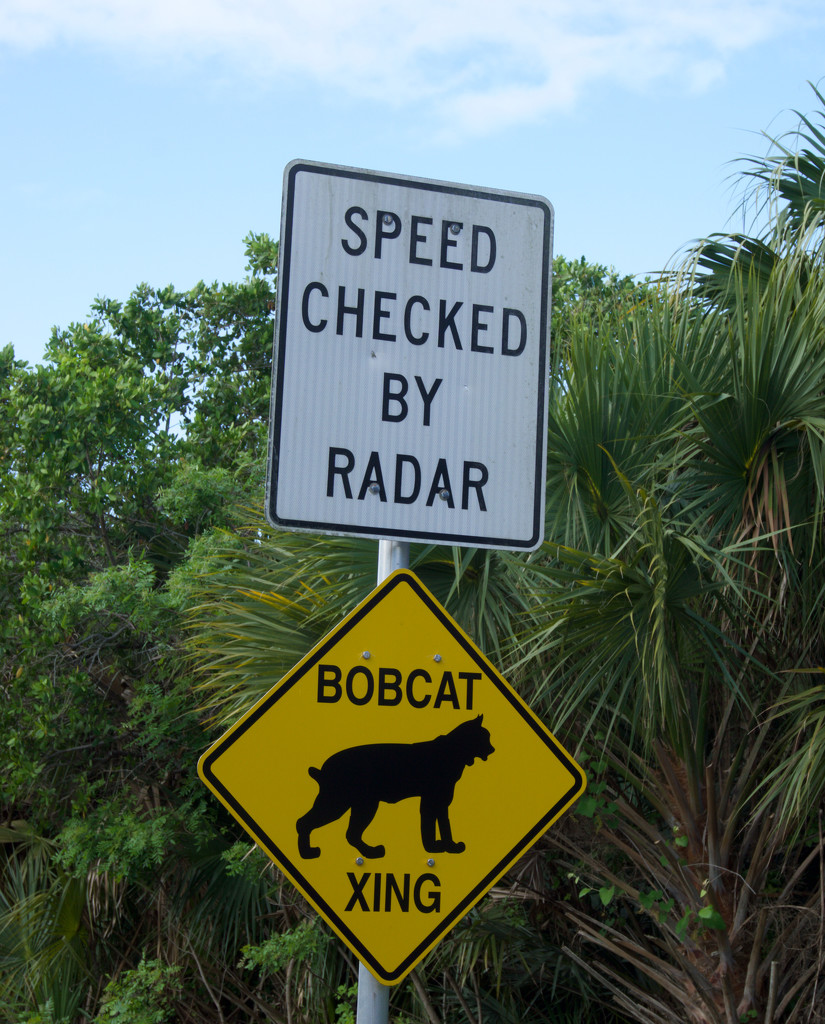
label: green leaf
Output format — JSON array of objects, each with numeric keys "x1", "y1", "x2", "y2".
[
  {"x1": 675, "y1": 910, "x2": 693, "y2": 939},
  {"x1": 697, "y1": 905, "x2": 727, "y2": 930},
  {"x1": 575, "y1": 795, "x2": 598, "y2": 818},
  {"x1": 599, "y1": 886, "x2": 616, "y2": 907}
]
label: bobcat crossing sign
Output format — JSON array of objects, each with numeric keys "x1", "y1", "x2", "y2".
[
  {"x1": 198, "y1": 570, "x2": 586, "y2": 984},
  {"x1": 267, "y1": 161, "x2": 554, "y2": 551}
]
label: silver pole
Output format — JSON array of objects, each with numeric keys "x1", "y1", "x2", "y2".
[
  {"x1": 377, "y1": 539, "x2": 410, "y2": 583},
  {"x1": 355, "y1": 539, "x2": 410, "y2": 1024},
  {"x1": 356, "y1": 962, "x2": 391, "y2": 1024}
]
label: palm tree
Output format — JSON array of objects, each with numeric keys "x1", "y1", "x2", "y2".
[
  {"x1": 185, "y1": 257, "x2": 825, "y2": 1022},
  {"x1": 685, "y1": 82, "x2": 825, "y2": 305},
  {"x1": 513, "y1": 103, "x2": 825, "y2": 1019},
  {"x1": 182, "y1": 96, "x2": 825, "y2": 1023}
]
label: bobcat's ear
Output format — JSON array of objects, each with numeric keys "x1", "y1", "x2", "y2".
[{"x1": 475, "y1": 714, "x2": 483, "y2": 724}]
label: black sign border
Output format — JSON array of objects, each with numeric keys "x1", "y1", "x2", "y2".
[{"x1": 266, "y1": 160, "x2": 553, "y2": 551}]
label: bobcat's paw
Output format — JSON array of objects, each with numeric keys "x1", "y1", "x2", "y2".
[
  {"x1": 356, "y1": 843, "x2": 386, "y2": 859},
  {"x1": 298, "y1": 840, "x2": 321, "y2": 860}
]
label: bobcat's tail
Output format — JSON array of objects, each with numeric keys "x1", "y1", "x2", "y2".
[{"x1": 308, "y1": 766, "x2": 322, "y2": 782}]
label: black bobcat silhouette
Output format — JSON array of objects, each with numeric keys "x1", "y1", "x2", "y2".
[{"x1": 296, "y1": 715, "x2": 494, "y2": 859}]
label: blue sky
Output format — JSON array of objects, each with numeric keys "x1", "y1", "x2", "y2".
[{"x1": 1, "y1": 0, "x2": 824, "y2": 366}]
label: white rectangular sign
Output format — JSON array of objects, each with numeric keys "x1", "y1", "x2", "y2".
[{"x1": 267, "y1": 161, "x2": 553, "y2": 550}]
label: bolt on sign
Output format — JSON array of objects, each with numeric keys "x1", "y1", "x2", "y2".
[
  {"x1": 198, "y1": 570, "x2": 585, "y2": 985},
  {"x1": 267, "y1": 161, "x2": 554, "y2": 551}
]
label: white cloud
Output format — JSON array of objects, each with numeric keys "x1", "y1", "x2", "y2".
[{"x1": 0, "y1": 0, "x2": 818, "y2": 135}]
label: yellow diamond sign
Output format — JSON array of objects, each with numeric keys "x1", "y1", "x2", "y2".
[{"x1": 198, "y1": 569, "x2": 585, "y2": 984}]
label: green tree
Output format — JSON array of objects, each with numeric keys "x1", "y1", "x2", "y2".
[
  {"x1": 0, "y1": 235, "x2": 288, "y2": 1023},
  {"x1": 185, "y1": 96, "x2": 825, "y2": 1023},
  {"x1": 12, "y1": 86, "x2": 825, "y2": 1022},
  {"x1": 519, "y1": 97, "x2": 825, "y2": 1022},
  {"x1": 684, "y1": 82, "x2": 825, "y2": 305}
]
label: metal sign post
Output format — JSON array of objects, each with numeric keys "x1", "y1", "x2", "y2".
[
  {"x1": 356, "y1": 960, "x2": 390, "y2": 1024},
  {"x1": 356, "y1": 538, "x2": 408, "y2": 1023}
]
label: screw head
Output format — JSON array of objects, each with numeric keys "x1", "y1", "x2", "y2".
[
  {"x1": 433, "y1": 654, "x2": 442, "y2": 663},
  {"x1": 427, "y1": 858, "x2": 435, "y2": 867},
  {"x1": 438, "y1": 489, "x2": 451, "y2": 502},
  {"x1": 362, "y1": 651, "x2": 371, "y2": 660},
  {"x1": 356, "y1": 857, "x2": 364, "y2": 866},
  {"x1": 449, "y1": 222, "x2": 461, "y2": 235}
]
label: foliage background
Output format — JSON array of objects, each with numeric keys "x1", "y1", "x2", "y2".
[{"x1": 4, "y1": 91, "x2": 825, "y2": 1024}]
